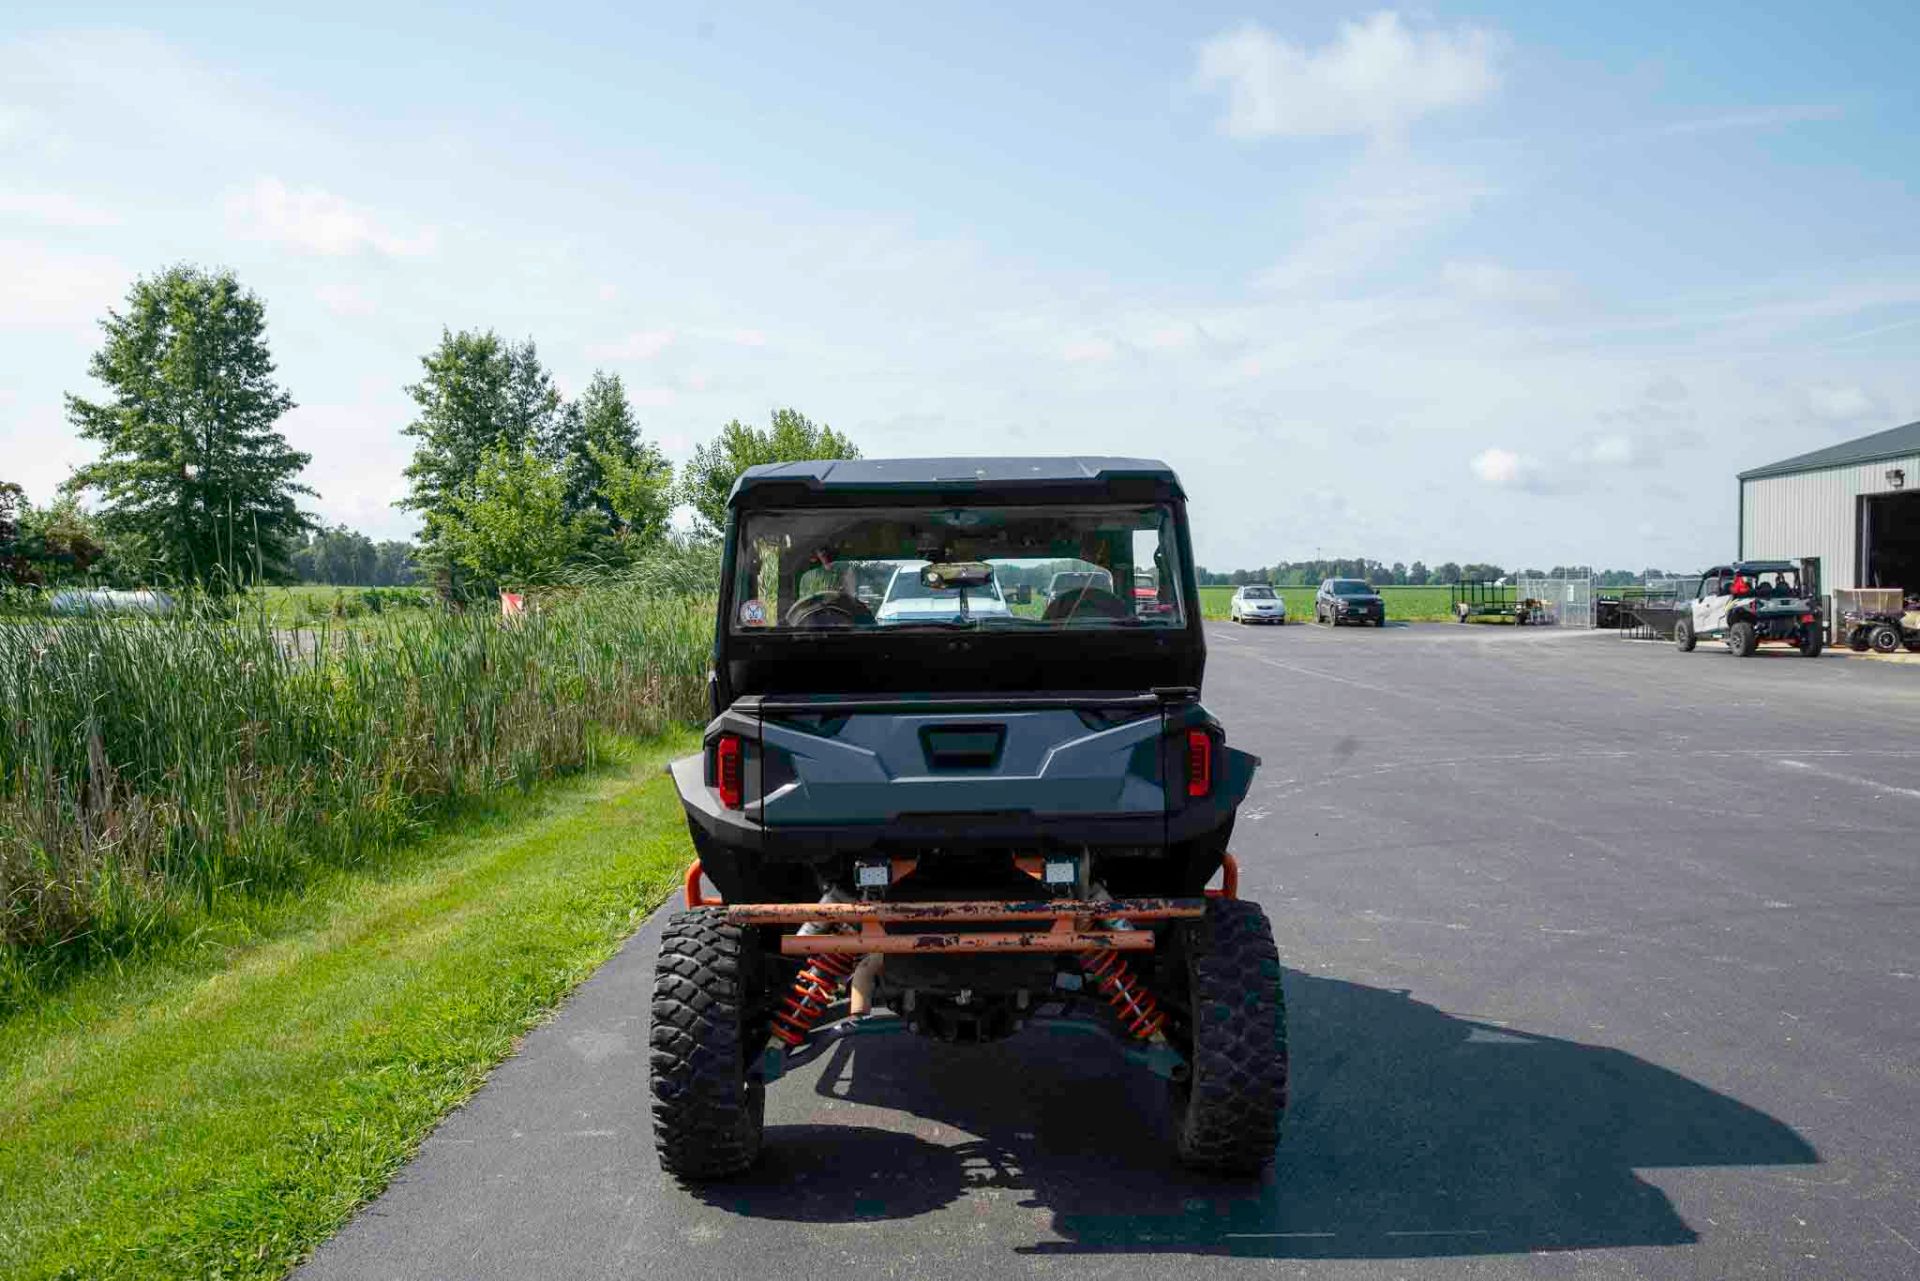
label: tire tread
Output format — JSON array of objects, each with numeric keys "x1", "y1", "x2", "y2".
[
  {"x1": 649, "y1": 908, "x2": 765, "y2": 1180},
  {"x1": 1171, "y1": 898, "x2": 1288, "y2": 1175}
]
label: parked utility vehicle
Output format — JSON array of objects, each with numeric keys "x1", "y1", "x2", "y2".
[
  {"x1": 653, "y1": 457, "x2": 1282, "y2": 1181},
  {"x1": 1840, "y1": 593, "x2": 1920, "y2": 653},
  {"x1": 1674, "y1": 561, "x2": 1823, "y2": 657}
]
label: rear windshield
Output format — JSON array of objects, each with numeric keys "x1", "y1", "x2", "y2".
[
  {"x1": 1330, "y1": 580, "x2": 1373, "y2": 595},
  {"x1": 731, "y1": 503, "x2": 1187, "y2": 632},
  {"x1": 1731, "y1": 569, "x2": 1801, "y2": 596}
]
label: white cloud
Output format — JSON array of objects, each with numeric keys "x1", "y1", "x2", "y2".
[
  {"x1": 1195, "y1": 13, "x2": 1501, "y2": 141},
  {"x1": 1578, "y1": 434, "x2": 1637, "y2": 466},
  {"x1": 1260, "y1": 156, "x2": 1488, "y2": 292},
  {"x1": 0, "y1": 239, "x2": 124, "y2": 327},
  {"x1": 1471, "y1": 447, "x2": 1538, "y2": 489},
  {"x1": 0, "y1": 189, "x2": 121, "y2": 228},
  {"x1": 1062, "y1": 337, "x2": 1116, "y2": 363},
  {"x1": 1645, "y1": 375, "x2": 1689, "y2": 403},
  {"x1": 1441, "y1": 259, "x2": 1567, "y2": 307},
  {"x1": 1649, "y1": 104, "x2": 1842, "y2": 137},
  {"x1": 725, "y1": 327, "x2": 767, "y2": 348},
  {"x1": 587, "y1": 328, "x2": 677, "y2": 361},
  {"x1": 1805, "y1": 384, "x2": 1877, "y2": 422},
  {"x1": 1143, "y1": 322, "x2": 1198, "y2": 350},
  {"x1": 314, "y1": 282, "x2": 375, "y2": 317},
  {"x1": 223, "y1": 178, "x2": 437, "y2": 257}
]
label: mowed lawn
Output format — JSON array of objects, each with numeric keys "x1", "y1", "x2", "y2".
[
  {"x1": 0, "y1": 731, "x2": 696, "y2": 1281},
  {"x1": 1197, "y1": 584, "x2": 1461, "y2": 622}
]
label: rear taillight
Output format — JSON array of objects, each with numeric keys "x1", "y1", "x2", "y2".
[
  {"x1": 1186, "y1": 729, "x2": 1213, "y2": 798},
  {"x1": 715, "y1": 733, "x2": 744, "y2": 809}
]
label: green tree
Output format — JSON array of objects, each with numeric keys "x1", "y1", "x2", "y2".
[
  {"x1": 64, "y1": 266, "x2": 312, "y2": 587},
  {"x1": 679, "y1": 408, "x2": 859, "y2": 536},
  {"x1": 0, "y1": 481, "x2": 23, "y2": 584},
  {"x1": 372, "y1": 540, "x2": 418, "y2": 586},
  {"x1": 560, "y1": 371, "x2": 673, "y2": 543},
  {"x1": 399, "y1": 331, "x2": 566, "y2": 562},
  {"x1": 291, "y1": 524, "x2": 384, "y2": 584},
  {"x1": 22, "y1": 496, "x2": 112, "y2": 585},
  {"x1": 436, "y1": 444, "x2": 590, "y2": 588}
]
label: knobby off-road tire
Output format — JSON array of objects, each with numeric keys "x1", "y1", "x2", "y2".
[
  {"x1": 1169, "y1": 898, "x2": 1288, "y2": 1176},
  {"x1": 1871, "y1": 624, "x2": 1902, "y2": 655},
  {"x1": 1800, "y1": 626, "x2": 1824, "y2": 657},
  {"x1": 1675, "y1": 617, "x2": 1696, "y2": 652},
  {"x1": 650, "y1": 908, "x2": 770, "y2": 1180},
  {"x1": 1726, "y1": 620, "x2": 1757, "y2": 657}
]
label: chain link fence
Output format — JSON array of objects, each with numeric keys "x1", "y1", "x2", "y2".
[{"x1": 1514, "y1": 576, "x2": 1595, "y2": 628}]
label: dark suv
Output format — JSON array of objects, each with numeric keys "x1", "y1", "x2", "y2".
[{"x1": 1315, "y1": 578, "x2": 1385, "y2": 627}]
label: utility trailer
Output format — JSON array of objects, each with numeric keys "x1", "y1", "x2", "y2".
[{"x1": 1450, "y1": 579, "x2": 1541, "y2": 625}]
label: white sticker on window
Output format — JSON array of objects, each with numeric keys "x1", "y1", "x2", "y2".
[{"x1": 739, "y1": 598, "x2": 768, "y2": 627}]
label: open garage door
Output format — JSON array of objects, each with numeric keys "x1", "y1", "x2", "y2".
[{"x1": 1860, "y1": 490, "x2": 1920, "y2": 592}]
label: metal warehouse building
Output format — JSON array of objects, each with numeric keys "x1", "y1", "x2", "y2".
[{"x1": 1739, "y1": 419, "x2": 1920, "y2": 594}]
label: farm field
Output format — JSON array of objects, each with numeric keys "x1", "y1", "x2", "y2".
[
  {"x1": 250, "y1": 583, "x2": 434, "y2": 627},
  {"x1": 1198, "y1": 584, "x2": 1460, "y2": 622}
]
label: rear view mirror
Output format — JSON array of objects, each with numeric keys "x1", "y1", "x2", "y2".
[{"x1": 922, "y1": 562, "x2": 994, "y2": 590}]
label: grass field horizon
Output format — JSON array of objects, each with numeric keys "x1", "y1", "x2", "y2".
[{"x1": 1198, "y1": 583, "x2": 1461, "y2": 622}]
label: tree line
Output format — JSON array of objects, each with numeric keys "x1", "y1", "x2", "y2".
[
  {"x1": 2, "y1": 263, "x2": 1683, "y2": 597},
  {"x1": 1196, "y1": 561, "x2": 1671, "y2": 588},
  {"x1": 0, "y1": 265, "x2": 859, "y2": 593}
]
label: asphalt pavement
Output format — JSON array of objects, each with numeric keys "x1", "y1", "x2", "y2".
[{"x1": 298, "y1": 622, "x2": 1920, "y2": 1280}]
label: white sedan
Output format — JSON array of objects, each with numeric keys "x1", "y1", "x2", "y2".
[
  {"x1": 876, "y1": 560, "x2": 1012, "y2": 624},
  {"x1": 1228, "y1": 584, "x2": 1288, "y2": 624}
]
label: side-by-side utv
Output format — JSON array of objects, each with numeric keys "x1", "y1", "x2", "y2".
[{"x1": 650, "y1": 457, "x2": 1285, "y2": 1180}]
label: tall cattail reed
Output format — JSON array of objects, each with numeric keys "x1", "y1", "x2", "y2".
[{"x1": 0, "y1": 589, "x2": 712, "y2": 1007}]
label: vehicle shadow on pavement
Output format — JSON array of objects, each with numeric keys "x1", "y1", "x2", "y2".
[{"x1": 691, "y1": 972, "x2": 1818, "y2": 1259}]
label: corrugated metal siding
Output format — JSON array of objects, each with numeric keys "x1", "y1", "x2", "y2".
[{"x1": 1741, "y1": 455, "x2": 1920, "y2": 592}]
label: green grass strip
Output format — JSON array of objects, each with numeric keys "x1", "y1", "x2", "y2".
[{"x1": 0, "y1": 730, "x2": 696, "y2": 1281}]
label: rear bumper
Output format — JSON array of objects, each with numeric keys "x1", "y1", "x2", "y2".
[{"x1": 671, "y1": 748, "x2": 1253, "y2": 858}]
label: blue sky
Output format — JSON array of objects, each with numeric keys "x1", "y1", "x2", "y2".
[{"x1": 4, "y1": 2, "x2": 1917, "y2": 570}]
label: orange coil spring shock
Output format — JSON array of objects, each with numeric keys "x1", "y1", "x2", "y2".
[
  {"x1": 1082, "y1": 949, "x2": 1168, "y2": 1040},
  {"x1": 770, "y1": 951, "x2": 862, "y2": 1047}
]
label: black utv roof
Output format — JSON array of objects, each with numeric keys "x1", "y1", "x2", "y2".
[
  {"x1": 728, "y1": 456, "x2": 1184, "y2": 509},
  {"x1": 1704, "y1": 561, "x2": 1799, "y2": 575}
]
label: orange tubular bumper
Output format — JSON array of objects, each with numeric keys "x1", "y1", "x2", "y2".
[
  {"x1": 1207, "y1": 852, "x2": 1240, "y2": 900},
  {"x1": 783, "y1": 930, "x2": 1155, "y2": 955},
  {"x1": 680, "y1": 853, "x2": 1243, "y2": 955},
  {"x1": 728, "y1": 897, "x2": 1203, "y2": 957},
  {"x1": 683, "y1": 859, "x2": 712, "y2": 908}
]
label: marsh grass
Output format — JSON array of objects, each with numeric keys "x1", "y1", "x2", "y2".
[{"x1": 0, "y1": 589, "x2": 711, "y2": 1007}]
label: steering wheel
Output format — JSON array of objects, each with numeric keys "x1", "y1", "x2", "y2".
[
  {"x1": 1042, "y1": 585, "x2": 1130, "y2": 623},
  {"x1": 786, "y1": 591, "x2": 875, "y2": 629}
]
